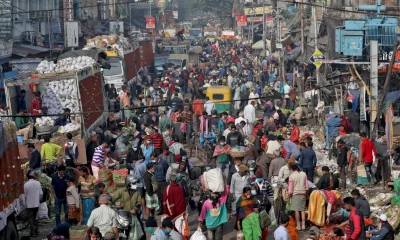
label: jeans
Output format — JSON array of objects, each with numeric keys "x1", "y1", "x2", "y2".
[
  {"x1": 303, "y1": 168, "x2": 314, "y2": 182},
  {"x1": 216, "y1": 162, "x2": 229, "y2": 178},
  {"x1": 207, "y1": 224, "x2": 224, "y2": 240},
  {"x1": 200, "y1": 131, "x2": 216, "y2": 148},
  {"x1": 55, "y1": 199, "x2": 69, "y2": 226},
  {"x1": 364, "y1": 162, "x2": 374, "y2": 184},
  {"x1": 27, "y1": 207, "x2": 39, "y2": 234}
]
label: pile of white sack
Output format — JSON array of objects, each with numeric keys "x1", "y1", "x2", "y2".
[
  {"x1": 40, "y1": 79, "x2": 80, "y2": 116},
  {"x1": 35, "y1": 117, "x2": 55, "y2": 126},
  {"x1": 36, "y1": 56, "x2": 96, "y2": 74},
  {"x1": 58, "y1": 123, "x2": 80, "y2": 133}
]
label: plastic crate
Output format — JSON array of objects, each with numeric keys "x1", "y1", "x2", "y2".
[{"x1": 356, "y1": 176, "x2": 372, "y2": 186}]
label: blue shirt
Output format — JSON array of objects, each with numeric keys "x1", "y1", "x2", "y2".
[
  {"x1": 154, "y1": 159, "x2": 169, "y2": 182},
  {"x1": 274, "y1": 226, "x2": 290, "y2": 240},
  {"x1": 134, "y1": 160, "x2": 147, "y2": 187},
  {"x1": 299, "y1": 148, "x2": 317, "y2": 169},
  {"x1": 371, "y1": 226, "x2": 390, "y2": 240},
  {"x1": 283, "y1": 140, "x2": 300, "y2": 159},
  {"x1": 51, "y1": 175, "x2": 68, "y2": 199}
]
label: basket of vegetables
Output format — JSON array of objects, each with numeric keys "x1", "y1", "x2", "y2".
[
  {"x1": 229, "y1": 146, "x2": 249, "y2": 158},
  {"x1": 112, "y1": 169, "x2": 128, "y2": 187},
  {"x1": 70, "y1": 225, "x2": 87, "y2": 240}
]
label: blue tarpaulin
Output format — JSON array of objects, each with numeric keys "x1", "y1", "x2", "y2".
[
  {"x1": 0, "y1": 71, "x2": 19, "y2": 89},
  {"x1": 385, "y1": 90, "x2": 400, "y2": 105},
  {"x1": 348, "y1": 89, "x2": 360, "y2": 113}
]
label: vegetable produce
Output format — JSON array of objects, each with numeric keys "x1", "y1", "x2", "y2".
[
  {"x1": 58, "y1": 123, "x2": 80, "y2": 133},
  {"x1": 113, "y1": 174, "x2": 124, "y2": 182},
  {"x1": 112, "y1": 169, "x2": 128, "y2": 178},
  {"x1": 36, "y1": 56, "x2": 96, "y2": 74},
  {"x1": 35, "y1": 117, "x2": 55, "y2": 126},
  {"x1": 40, "y1": 78, "x2": 80, "y2": 118}
]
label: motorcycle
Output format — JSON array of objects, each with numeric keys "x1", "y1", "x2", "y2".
[{"x1": 115, "y1": 209, "x2": 131, "y2": 239}]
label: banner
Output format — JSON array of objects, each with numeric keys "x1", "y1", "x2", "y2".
[
  {"x1": 237, "y1": 14, "x2": 247, "y2": 27},
  {"x1": 145, "y1": 17, "x2": 156, "y2": 29},
  {"x1": 360, "y1": 86, "x2": 367, "y2": 121}
]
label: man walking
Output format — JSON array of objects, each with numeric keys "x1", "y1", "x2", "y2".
[
  {"x1": 244, "y1": 101, "x2": 256, "y2": 134},
  {"x1": 336, "y1": 139, "x2": 349, "y2": 189},
  {"x1": 299, "y1": 142, "x2": 317, "y2": 182},
  {"x1": 360, "y1": 132, "x2": 377, "y2": 187},
  {"x1": 52, "y1": 165, "x2": 69, "y2": 226},
  {"x1": 24, "y1": 170, "x2": 43, "y2": 237}
]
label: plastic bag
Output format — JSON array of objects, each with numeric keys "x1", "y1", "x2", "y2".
[
  {"x1": 36, "y1": 202, "x2": 48, "y2": 219},
  {"x1": 269, "y1": 207, "x2": 276, "y2": 226},
  {"x1": 190, "y1": 228, "x2": 206, "y2": 240},
  {"x1": 236, "y1": 230, "x2": 244, "y2": 240}
]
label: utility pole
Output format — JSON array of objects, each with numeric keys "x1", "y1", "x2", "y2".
[
  {"x1": 300, "y1": 0, "x2": 304, "y2": 54},
  {"x1": 271, "y1": 0, "x2": 277, "y2": 52},
  {"x1": 262, "y1": 0, "x2": 266, "y2": 56},
  {"x1": 369, "y1": 40, "x2": 378, "y2": 140},
  {"x1": 312, "y1": 1, "x2": 319, "y2": 85}
]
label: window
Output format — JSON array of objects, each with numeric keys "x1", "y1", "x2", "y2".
[{"x1": 213, "y1": 94, "x2": 224, "y2": 100}]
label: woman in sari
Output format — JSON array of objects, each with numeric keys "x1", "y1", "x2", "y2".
[
  {"x1": 236, "y1": 186, "x2": 261, "y2": 240},
  {"x1": 308, "y1": 189, "x2": 342, "y2": 226}
]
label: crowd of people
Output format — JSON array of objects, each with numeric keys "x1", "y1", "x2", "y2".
[{"x1": 20, "y1": 36, "x2": 396, "y2": 240}]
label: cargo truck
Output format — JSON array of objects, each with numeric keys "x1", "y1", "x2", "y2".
[
  {"x1": 0, "y1": 124, "x2": 24, "y2": 240},
  {"x1": 104, "y1": 47, "x2": 136, "y2": 92},
  {"x1": 5, "y1": 64, "x2": 108, "y2": 164}
]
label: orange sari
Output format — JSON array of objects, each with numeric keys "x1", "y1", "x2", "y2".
[{"x1": 286, "y1": 216, "x2": 299, "y2": 240}]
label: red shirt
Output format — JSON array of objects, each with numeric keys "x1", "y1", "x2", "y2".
[
  {"x1": 193, "y1": 99, "x2": 204, "y2": 116},
  {"x1": 349, "y1": 208, "x2": 362, "y2": 240},
  {"x1": 151, "y1": 132, "x2": 164, "y2": 150},
  {"x1": 290, "y1": 125, "x2": 300, "y2": 144},
  {"x1": 30, "y1": 97, "x2": 42, "y2": 116},
  {"x1": 361, "y1": 138, "x2": 377, "y2": 163}
]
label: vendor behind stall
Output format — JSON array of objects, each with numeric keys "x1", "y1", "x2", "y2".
[{"x1": 54, "y1": 108, "x2": 71, "y2": 126}]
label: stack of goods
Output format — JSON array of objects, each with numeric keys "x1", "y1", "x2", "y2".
[
  {"x1": 112, "y1": 169, "x2": 129, "y2": 187},
  {"x1": 200, "y1": 168, "x2": 225, "y2": 193},
  {"x1": 35, "y1": 117, "x2": 55, "y2": 126},
  {"x1": 35, "y1": 56, "x2": 96, "y2": 74},
  {"x1": 39, "y1": 79, "x2": 81, "y2": 123},
  {"x1": 84, "y1": 34, "x2": 133, "y2": 53}
]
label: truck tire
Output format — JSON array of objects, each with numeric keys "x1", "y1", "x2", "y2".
[
  {"x1": 5, "y1": 220, "x2": 18, "y2": 240},
  {"x1": 0, "y1": 220, "x2": 18, "y2": 240}
]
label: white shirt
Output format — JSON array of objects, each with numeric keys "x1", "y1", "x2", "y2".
[
  {"x1": 284, "y1": 84, "x2": 291, "y2": 98},
  {"x1": 204, "y1": 100, "x2": 216, "y2": 115},
  {"x1": 235, "y1": 117, "x2": 246, "y2": 126},
  {"x1": 244, "y1": 104, "x2": 256, "y2": 123},
  {"x1": 24, "y1": 179, "x2": 43, "y2": 208},
  {"x1": 87, "y1": 205, "x2": 118, "y2": 236},
  {"x1": 266, "y1": 140, "x2": 281, "y2": 155},
  {"x1": 274, "y1": 225, "x2": 290, "y2": 240}
]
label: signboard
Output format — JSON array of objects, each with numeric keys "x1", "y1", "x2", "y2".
[
  {"x1": 237, "y1": 14, "x2": 248, "y2": 27},
  {"x1": 110, "y1": 21, "x2": 124, "y2": 33},
  {"x1": 360, "y1": 86, "x2": 367, "y2": 121},
  {"x1": 0, "y1": 0, "x2": 12, "y2": 39},
  {"x1": 64, "y1": 0, "x2": 73, "y2": 22},
  {"x1": 65, "y1": 22, "x2": 79, "y2": 47},
  {"x1": 248, "y1": 17, "x2": 263, "y2": 23},
  {"x1": 173, "y1": 11, "x2": 178, "y2": 19},
  {"x1": 244, "y1": 6, "x2": 273, "y2": 15},
  {"x1": 221, "y1": 30, "x2": 235, "y2": 36},
  {"x1": 309, "y1": 49, "x2": 325, "y2": 69},
  {"x1": 146, "y1": 17, "x2": 156, "y2": 29}
]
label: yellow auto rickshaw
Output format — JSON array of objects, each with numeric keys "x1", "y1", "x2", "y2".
[{"x1": 205, "y1": 86, "x2": 232, "y2": 114}]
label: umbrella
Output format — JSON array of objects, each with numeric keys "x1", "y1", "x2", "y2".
[{"x1": 252, "y1": 40, "x2": 264, "y2": 49}]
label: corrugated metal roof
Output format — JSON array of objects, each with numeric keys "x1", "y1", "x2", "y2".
[{"x1": 12, "y1": 44, "x2": 49, "y2": 57}]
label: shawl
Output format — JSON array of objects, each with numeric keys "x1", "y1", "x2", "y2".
[
  {"x1": 286, "y1": 216, "x2": 300, "y2": 240},
  {"x1": 213, "y1": 144, "x2": 230, "y2": 157},
  {"x1": 236, "y1": 195, "x2": 260, "y2": 221},
  {"x1": 162, "y1": 182, "x2": 187, "y2": 221}
]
